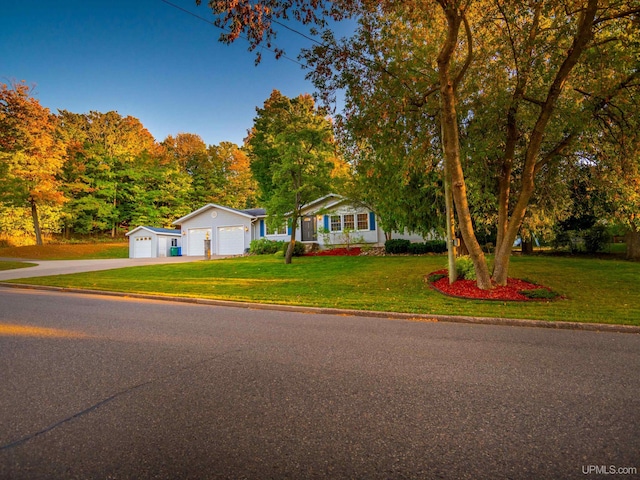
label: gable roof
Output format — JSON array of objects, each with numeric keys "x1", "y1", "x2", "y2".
[
  {"x1": 241, "y1": 208, "x2": 267, "y2": 217},
  {"x1": 172, "y1": 203, "x2": 264, "y2": 225},
  {"x1": 126, "y1": 226, "x2": 182, "y2": 236}
]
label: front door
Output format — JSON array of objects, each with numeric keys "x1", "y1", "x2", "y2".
[{"x1": 301, "y1": 216, "x2": 317, "y2": 242}]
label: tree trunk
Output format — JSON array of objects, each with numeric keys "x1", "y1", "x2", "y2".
[
  {"x1": 521, "y1": 237, "x2": 534, "y2": 255},
  {"x1": 626, "y1": 226, "x2": 640, "y2": 261},
  {"x1": 285, "y1": 216, "x2": 298, "y2": 264},
  {"x1": 30, "y1": 199, "x2": 43, "y2": 246},
  {"x1": 492, "y1": 0, "x2": 598, "y2": 286},
  {"x1": 437, "y1": 5, "x2": 492, "y2": 290}
]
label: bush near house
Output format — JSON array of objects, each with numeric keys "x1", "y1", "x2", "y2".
[
  {"x1": 386, "y1": 239, "x2": 447, "y2": 254},
  {"x1": 249, "y1": 238, "x2": 286, "y2": 255},
  {"x1": 283, "y1": 241, "x2": 306, "y2": 257},
  {"x1": 385, "y1": 239, "x2": 411, "y2": 254}
]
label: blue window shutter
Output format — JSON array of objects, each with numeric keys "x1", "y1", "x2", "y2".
[
  {"x1": 287, "y1": 218, "x2": 292, "y2": 235},
  {"x1": 260, "y1": 220, "x2": 265, "y2": 237},
  {"x1": 323, "y1": 215, "x2": 329, "y2": 230},
  {"x1": 369, "y1": 212, "x2": 376, "y2": 231}
]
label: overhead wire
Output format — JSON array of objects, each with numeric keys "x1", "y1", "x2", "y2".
[{"x1": 158, "y1": 0, "x2": 308, "y2": 68}]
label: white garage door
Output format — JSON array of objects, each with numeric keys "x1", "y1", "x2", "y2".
[
  {"x1": 133, "y1": 236, "x2": 152, "y2": 258},
  {"x1": 188, "y1": 228, "x2": 212, "y2": 256},
  {"x1": 217, "y1": 226, "x2": 245, "y2": 255}
]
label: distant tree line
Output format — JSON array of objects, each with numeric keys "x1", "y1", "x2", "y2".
[{"x1": 0, "y1": 81, "x2": 257, "y2": 245}]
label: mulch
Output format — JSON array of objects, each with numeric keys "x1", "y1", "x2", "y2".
[{"x1": 427, "y1": 269, "x2": 559, "y2": 302}]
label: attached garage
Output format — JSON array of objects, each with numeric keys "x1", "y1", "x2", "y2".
[
  {"x1": 173, "y1": 204, "x2": 260, "y2": 256},
  {"x1": 188, "y1": 228, "x2": 212, "y2": 257},
  {"x1": 217, "y1": 226, "x2": 245, "y2": 255},
  {"x1": 126, "y1": 226, "x2": 182, "y2": 259}
]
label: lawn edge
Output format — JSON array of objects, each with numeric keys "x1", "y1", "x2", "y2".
[{"x1": 2, "y1": 282, "x2": 638, "y2": 334}]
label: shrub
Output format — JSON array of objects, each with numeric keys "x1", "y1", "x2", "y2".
[
  {"x1": 584, "y1": 225, "x2": 609, "y2": 253},
  {"x1": 455, "y1": 256, "x2": 476, "y2": 280},
  {"x1": 426, "y1": 240, "x2": 447, "y2": 253},
  {"x1": 282, "y1": 240, "x2": 306, "y2": 257},
  {"x1": 408, "y1": 242, "x2": 430, "y2": 254},
  {"x1": 519, "y1": 288, "x2": 560, "y2": 300},
  {"x1": 427, "y1": 273, "x2": 447, "y2": 283},
  {"x1": 249, "y1": 238, "x2": 285, "y2": 255},
  {"x1": 385, "y1": 239, "x2": 411, "y2": 254}
]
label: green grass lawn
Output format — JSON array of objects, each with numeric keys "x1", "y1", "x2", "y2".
[
  {"x1": 0, "y1": 243, "x2": 128, "y2": 260},
  {"x1": 6, "y1": 254, "x2": 639, "y2": 325},
  {"x1": 0, "y1": 261, "x2": 38, "y2": 271}
]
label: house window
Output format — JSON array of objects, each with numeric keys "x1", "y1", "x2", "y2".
[
  {"x1": 343, "y1": 214, "x2": 355, "y2": 230},
  {"x1": 357, "y1": 213, "x2": 369, "y2": 231},
  {"x1": 267, "y1": 222, "x2": 287, "y2": 235},
  {"x1": 330, "y1": 215, "x2": 342, "y2": 232}
]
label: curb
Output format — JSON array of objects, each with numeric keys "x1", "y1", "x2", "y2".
[{"x1": 1, "y1": 282, "x2": 639, "y2": 335}]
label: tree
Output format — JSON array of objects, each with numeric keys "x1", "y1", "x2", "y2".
[
  {"x1": 0, "y1": 81, "x2": 66, "y2": 245},
  {"x1": 58, "y1": 110, "x2": 162, "y2": 235},
  {"x1": 199, "y1": 0, "x2": 640, "y2": 286},
  {"x1": 246, "y1": 90, "x2": 338, "y2": 263}
]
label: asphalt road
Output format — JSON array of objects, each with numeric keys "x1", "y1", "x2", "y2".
[{"x1": 1, "y1": 288, "x2": 639, "y2": 480}]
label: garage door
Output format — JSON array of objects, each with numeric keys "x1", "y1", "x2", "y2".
[
  {"x1": 188, "y1": 228, "x2": 212, "y2": 256},
  {"x1": 133, "y1": 236, "x2": 152, "y2": 258},
  {"x1": 217, "y1": 226, "x2": 245, "y2": 255}
]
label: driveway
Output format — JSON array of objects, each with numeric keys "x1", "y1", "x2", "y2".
[{"x1": 0, "y1": 255, "x2": 213, "y2": 281}]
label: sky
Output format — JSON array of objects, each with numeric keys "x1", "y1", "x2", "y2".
[{"x1": 1, "y1": 0, "x2": 343, "y2": 146}]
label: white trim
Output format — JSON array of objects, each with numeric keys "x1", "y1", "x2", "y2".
[
  {"x1": 126, "y1": 226, "x2": 181, "y2": 237},
  {"x1": 172, "y1": 203, "x2": 257, "y2": 225}
]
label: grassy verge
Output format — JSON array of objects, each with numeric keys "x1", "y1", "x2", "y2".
[
  {"x1": 0, "y1": 243, "x2": 128, "y2": 260},
  {"x1": 0, "y1": 261, "x2": 38, "y2": 271},
  {"x1": 5, "y1": 254, "x2": 639, "y2": 325}
]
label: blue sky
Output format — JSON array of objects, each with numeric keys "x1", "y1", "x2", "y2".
[{"x1": 1, "y1": 0, "x2": 337, "y2": 146}]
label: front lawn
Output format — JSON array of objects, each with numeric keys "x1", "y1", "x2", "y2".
[
  {"x1": 0, "y1": 261, "x2": 38, "y2": 271},
  {"x1": 0, "y1": 243, "x2": 128, "y2": 260},
  {"x1": 5, "y1": 254, "x2": 639, "y2": 325}
]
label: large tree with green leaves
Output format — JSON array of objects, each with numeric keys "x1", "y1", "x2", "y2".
[
  {"x1": 199, "y1": 0, "x2": 639, "y2": 287},
  {"x1": 0, "y1": 81, "x2": 66, "y2": 245},
  {"x1": 247, "y1": 90, "x2": 339, "y2": 263}
]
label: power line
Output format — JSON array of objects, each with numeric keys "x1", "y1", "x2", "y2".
[{"x1": 158, "y1": 0, "x2": 307, "y2": 68}]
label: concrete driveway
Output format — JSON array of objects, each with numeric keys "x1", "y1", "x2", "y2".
[{"x1": 0, "y1": 255, "x2": 212, "y2": 281}]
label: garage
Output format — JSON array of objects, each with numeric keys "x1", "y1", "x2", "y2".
[
  {"x1": 217, "y1": 226, "x2": 245, "y2": 255},
  {"x1": 126, "y1": 226, "x2": 182, "y2": 258},
  {"x1": 133, "y1": 236, "x2": 152, "y2": 258},
  {"x1": 188, "y1": 228, "x2": 212, "y2": 256}
]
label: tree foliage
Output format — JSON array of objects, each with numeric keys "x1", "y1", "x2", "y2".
[
  {"x1": 1, "y1": 90, "x2": 259, "y2": 244},
  {"x1": 0, "y1": 81, "x2": 66, "y2": 245},
  {"x1": 246, "y1": 90, "x2": 341, "y2": 263},
  {"x1": 199, "y1": 0, "x2": 640, "y2": 285}
]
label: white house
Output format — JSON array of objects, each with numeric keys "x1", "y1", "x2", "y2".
[
  {"x1": 171, "y1": 204, "x2": 267, "y2": 256},
  {"x1": 126, "y1": 226, "x2": 182, "y2": 258},
  {"x1": 164, "y1": 194, "x2": 435, "y2": 257}
]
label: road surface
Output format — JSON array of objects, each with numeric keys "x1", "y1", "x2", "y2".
[{"x1": 1, "y1": 288, "x2": 638, "y2": 479}]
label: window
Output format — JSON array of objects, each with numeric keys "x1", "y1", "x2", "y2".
[
  {"x1": 267, "y1": 222, "x2": 287, "y2": 235},
  {"x1": 330, "y1": 215, "x2": 342, "y2": 232},
  {"x1": 357, "y1": 213, "x2": 369, "y2": 231},
  {"x1": 343, "y1": 214, "x2": 355, "y2": 230}
]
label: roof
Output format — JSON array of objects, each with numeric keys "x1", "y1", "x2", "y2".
[
  {"x1": 172, "y1": 203, "x2": 264, "y2": 225},
  {"x1": 241, "y1": 208, "x2": 266, "y2": 217},
  {"x1": 126, "y1": 226, "x2": 182, "y2": 236}
]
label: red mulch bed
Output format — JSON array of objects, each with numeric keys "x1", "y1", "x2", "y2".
[
  {"x1": 427, "y1": 269, "x2": 558, "y2": 302},
  {"x1": 305, "y1": 247, "x2": 362, "y2": 256}
]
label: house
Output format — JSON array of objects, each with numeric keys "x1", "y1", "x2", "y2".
[
  {"x1": 171, "y1": 204, "x2": 267, "y2": 256},
  {"x1": 163, "y1": 194, "x2": 435, "y2": 258},
  {"x1": 126, "y1": 226, "x2": 182, "y2": 258}
]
